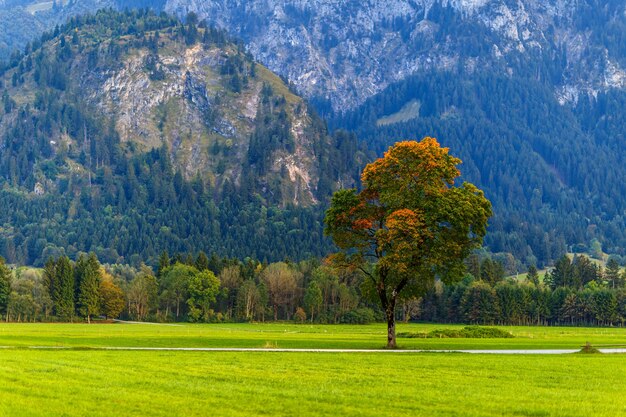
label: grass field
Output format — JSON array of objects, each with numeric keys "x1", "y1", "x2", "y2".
[
  {"x1": 1, "y1": 323, "x2": 625, "y2": 416},
  {"x1": 0, "y1": 322, "x2": 625, "y2": 350}
]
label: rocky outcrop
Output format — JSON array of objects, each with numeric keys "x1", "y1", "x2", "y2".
[
  {"x1": 1, "y1": 13, "x2": 360, "y2": 207},
  {"x1": 3, "y1": 1, "x2": 626, "y2": 111},
  {"x1": 162, "y1": 0, "x2": 626, "y2": 110}
]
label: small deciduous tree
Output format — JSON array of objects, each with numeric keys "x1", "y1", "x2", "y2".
[
  {"x1": 261, "y1": 262, "x2": 301, "y2": 321},
  {"x1": 219, "y1": 265, "x2": 243, "y2": 319},
  {"x1": 127, "y1": 266, "x2": 158, "y2": 321},
  {"x1": 187, "y1": 270, "x2": 220, "y2": 322},
  {"x1": 294, "y1": 307, "x2": 307, "y2": 323},
  {"x1": 236, "y1": 280, "x2": 263, "y2": 321},
  {"x1": 325, "y1": 138, "x2": 491, "y2": 348},
  {"x1": 160, "y1": 263, "x2": 195, "y2": 319},
  {"x1": 304, "y1": 281, "x2": 322, "y2": 322},
  {"x1": 100, "y1": 269, "x2": 125, "y2": 319}
]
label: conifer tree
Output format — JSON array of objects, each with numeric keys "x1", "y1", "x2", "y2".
[
  {"x1": 42, "y1": 257, "x2": 56, "y2": 302},
  {"x1": 77, "y1": 253, "x2": 102, "y2": 323},
  {"x1": 605, "y1": 258, "x2": 621, "y2": 289},
  {"x1": 157, "y1": 251, "x2": 170, "y2": 277},
  {"x1": 0, "y1": 258, "x2": 11, "y2": 319},
  {"x1": 54, "y1": 256, "x2": 75, "y2": 321},
  {"x1": 527, "y1": 265, "x2": 540, "y2": 286},
  {"x1": 195, "y1": 252, "x2": 209, "y2": 271}
]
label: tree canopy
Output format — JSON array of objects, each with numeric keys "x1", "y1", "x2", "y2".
[{"x1": 325, "y1": 138, "x2": 492, "y2": 347}]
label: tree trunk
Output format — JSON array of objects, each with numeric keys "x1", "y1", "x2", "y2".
[
  {"x1": 87, "y1": 314, "x2": 91, "y2": 324},
  {"x1": 386, "y1": 302, "x2": 397, "y2": 349}
]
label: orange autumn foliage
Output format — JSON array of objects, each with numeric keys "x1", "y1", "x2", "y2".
[{"x1": 325, "y1": 137, "x2": 492, "y2": 348}]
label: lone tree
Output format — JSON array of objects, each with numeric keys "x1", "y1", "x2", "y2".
[{"x1": 325, "y1": 138, "x2": 491, "y2": 348}]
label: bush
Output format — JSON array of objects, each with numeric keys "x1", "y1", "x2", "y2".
[
  {"x1": 397, "y1": 326, "x2": 514, "y2": 339},
  {"x1": 339, "y1": 308, "x2": 376, "y2": 324},
  {"x1": 293, "y1": 307, "x2": 307, "y2": 323}
]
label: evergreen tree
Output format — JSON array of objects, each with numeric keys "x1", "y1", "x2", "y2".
[
  {"x1": 42, "y1": 257, "x2": 56, "y2": 301},
  {"x1": 157, "y1": 251, "x2": 170, "y2": 277},
  {"x1": 54, "y1": 256, "x2": 75, "y2": 321},
  {"x1": 480, "y1": 259, "x2": 505, "y2": 286},
  {"x1": 0, "y1": 258, "x2": 11, "y2": 319},
  {"x1": 605, "y1": 258, "x2": 621, "y2": 289},
  {"x1": 527, "y1": 265, "x2": 540, "y2": 287},
  {"x1": 76, "y1": 253, "x2": 102, "y2": 323},
  {"x1": 546, "y1": 255, "x2": 572, "y2": 289},
  {"x1": 195, "y1": 252, "x2": 209, "y2": 271},
  {"x1": 460, "y1": 281, "x2": 499, "y2": 324}
]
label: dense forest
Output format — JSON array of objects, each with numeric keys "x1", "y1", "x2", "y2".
[
  {"x1": 4, "y1": 251, "x2": 626, "y2": 327},
  {"x1": 0, "y1": 252, "x2": 376, "y2": 324},
  {"x1": 0, "y1": 9, "x2": 366, "y2": 266},
  {"x1": 333, "y1": 68, "x2": 626, "y2": 268},
  {"x1": 421, "y1": 255, "x2": 626, "y2": 327}
]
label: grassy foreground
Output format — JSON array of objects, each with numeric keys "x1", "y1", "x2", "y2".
[
  {"x1": 0, "y1": 322, "x2": 624, "y2": 349},
  {"x1": 0, "y1": 350, "x2": 625, "y2": 416},
  {"x1": 1, "y1": 323, "x2": 625, "y2": 416}
]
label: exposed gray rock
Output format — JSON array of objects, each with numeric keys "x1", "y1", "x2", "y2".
[{"x1": 162, "y1": 0, "x2": 626, "y2": 110}]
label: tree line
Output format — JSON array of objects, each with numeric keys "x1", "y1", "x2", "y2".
[
  {"x1": 0, "y1": 252, "x2": 379, "y2": 324},
  {"x1": 418, "y1": 255, "x2": 626, "y2": 327},
  {"x1": 5, "y1": 250, "x2": 626, "y2": 327}
]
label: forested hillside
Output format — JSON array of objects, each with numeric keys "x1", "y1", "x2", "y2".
[
  {"x1": 0, "y1": 9, "x2": 366, "y2": 266},
  {"x1": 165, "y1": 0, "x2": 626, "y2": 267},
  {"x1": 333, "y1": 70, "x2": 626, "y2": 267}
]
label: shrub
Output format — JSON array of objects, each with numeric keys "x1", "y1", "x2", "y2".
[
  {"x1": 397, "y1": 326, "x2": 514, "y2": 339},
  {"x1": 339, "y1": 308, "x2": 376, "y2": 324}
]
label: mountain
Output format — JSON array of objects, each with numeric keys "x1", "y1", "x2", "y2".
[
  {"x1": 164, "y1": 0, "x2": 626, "y2": 266},
  {"x1": 4, "y1": 1, "x2": 626, "y2": 266},
  {"x1": 0, "y1": 9, "x2": 365, "y2": 266}
]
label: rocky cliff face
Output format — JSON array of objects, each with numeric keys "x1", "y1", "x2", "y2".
[
  {"x1": 3, "y1": 1, "x2": 625, "y2": 111},
  {"x1": 162, "y1": 0, "x2": 626, "y2": 111}
]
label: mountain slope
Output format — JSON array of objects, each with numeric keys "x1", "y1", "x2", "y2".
[
  {"x1": 0, "y1": 9, "x2": 365, "y2": 265},
  {"x1": 163, "y1": 0, "x2": 626, "y2": 112},
  {"x1": 335, "y1": 71, "x2": 626, "y2": 266}
]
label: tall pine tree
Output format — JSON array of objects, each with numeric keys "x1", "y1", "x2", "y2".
[
  {"x1": 76, "y1": 253, "x2": 102, "y2": 323},
  {"x1": 54, "y1": 256, "x2": 75, "y2": 321},
  {"x1": 0, "y1": 258, "x2": 11, "y2": 320}
]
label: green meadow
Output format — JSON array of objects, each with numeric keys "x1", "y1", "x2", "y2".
[
  {"x1": 0, "y1": 350, "x2": 625, "y2": 416},
  {"x1": 0, "y1": 322, "x2": 624, "y2": 350},
  {"x1": 0, "y1": 323, "x2": 625, "y2": 416}
]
